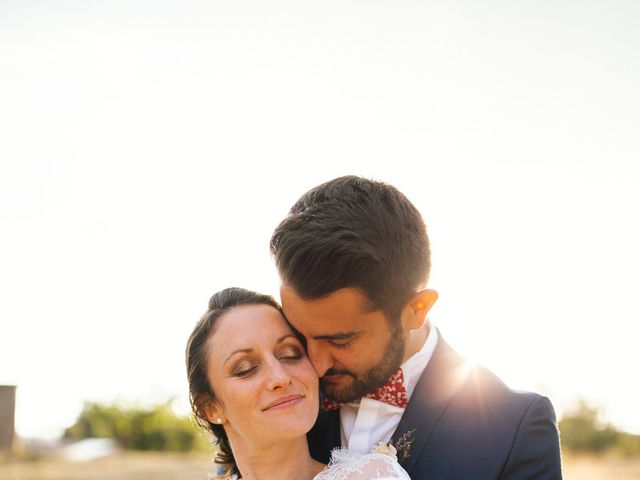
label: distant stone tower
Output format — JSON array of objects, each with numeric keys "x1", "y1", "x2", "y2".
[{"x1": 0, "y1": 385, "x2": 16, "y2": 452}]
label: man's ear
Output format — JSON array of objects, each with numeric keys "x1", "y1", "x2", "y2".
[{"x1": 400, "y1": 289, "x2": 439, "y2": 331}]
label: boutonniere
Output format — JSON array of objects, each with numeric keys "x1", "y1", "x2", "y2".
[
  {"x1": 390, "y1": 429, "x2": 416, "y2": 462},
  {"x1": 371, "y1": 428, "x2": 416, "y2": 462}
]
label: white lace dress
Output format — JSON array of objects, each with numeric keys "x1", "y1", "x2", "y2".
[
  {"x1": 313, "y1": 448, "x2": 411, "y2": 480},
  {"x1": 226, "y1": 446, "x2": 410, "y2": 480}
]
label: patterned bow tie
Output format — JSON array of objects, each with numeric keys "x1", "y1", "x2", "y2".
[{"x1": 321, "y1": 368, "x2": 408, "y2": 411}]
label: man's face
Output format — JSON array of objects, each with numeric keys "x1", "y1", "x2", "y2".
[{"x1": 280, "y1": 285, "x2": 405, "y2": 403}]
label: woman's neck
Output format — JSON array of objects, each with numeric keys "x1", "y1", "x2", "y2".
[{"x1": 230, "y1": 435, "x2": 324, "y2": 480}]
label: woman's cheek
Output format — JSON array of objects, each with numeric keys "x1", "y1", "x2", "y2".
[{"x1": 302, "y1": 364, "x2": 320, "y2": 390}]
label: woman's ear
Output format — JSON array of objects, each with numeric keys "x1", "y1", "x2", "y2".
[
  {"x1": 197, "y1": 394, "x2": 225, "y2": 425},
  {"x1": 401, "y1": 289, "x2": 439, "y2": 331}
]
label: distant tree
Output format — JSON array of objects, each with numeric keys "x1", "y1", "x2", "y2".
[
  {"x1": 64, "y1": 401, "x2": 210, "y2": 452},
  {"x1": 559, "y1": 400, "x2": 619, "y2": 453},
  {"x1": 614, "y1": 431, "x2": 640, "y2": 457}
]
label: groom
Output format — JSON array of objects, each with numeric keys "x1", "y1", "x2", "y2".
[{"x1": 270, "y1": 176, "x2": 562, "y2": 479}]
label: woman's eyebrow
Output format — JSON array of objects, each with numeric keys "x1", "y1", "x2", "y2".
[
  {"x1": 223, "y1": 348, "x2": 252, "y2": 365},
  {"x1": 276, "y1": 334, "x2": 297, "y2": 344}
]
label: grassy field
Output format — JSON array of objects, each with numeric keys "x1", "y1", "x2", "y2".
[
  {"x1": 0, "y1": 452, "x2": 215, "y2": 480},
  {"x1": 1, "y1": 451, "x2": 639, "y2": 479},
  {"x1": 561, "y1": 453, "x2": 640, "y2": 480}
]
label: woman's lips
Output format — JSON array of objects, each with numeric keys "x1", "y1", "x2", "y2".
[{"x1": 262, "y1": 394, "x2": 305, "y2": 411}]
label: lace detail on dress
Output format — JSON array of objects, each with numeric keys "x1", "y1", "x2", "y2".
[{"x1": 313, "y1": 448, "x2": 411, "y2": 480}]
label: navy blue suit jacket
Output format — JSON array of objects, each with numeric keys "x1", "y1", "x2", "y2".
[{"x1": 308, "y1": 334, "x2": 562, "y2": 479}]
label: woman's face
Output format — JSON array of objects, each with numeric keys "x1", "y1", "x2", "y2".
[{"x1": 205, "y1": 304, "x2": 319, "y2": 449}]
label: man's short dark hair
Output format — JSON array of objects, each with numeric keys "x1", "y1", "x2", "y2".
[{"x1": 270, "y1": 175, "x2": 430, "y2": 321}]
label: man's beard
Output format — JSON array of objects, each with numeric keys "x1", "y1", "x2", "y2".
[{"x1": 321, "y1": 323, "x2": 405, "y2": 403}]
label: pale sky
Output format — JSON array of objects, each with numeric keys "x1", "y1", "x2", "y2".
[{"x1": 1, "y1": 0, "x2": 639, "y2": 438}]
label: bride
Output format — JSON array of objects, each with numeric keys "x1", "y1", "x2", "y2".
[{"x1": 186, "y1": 287, "x2": 410, "y2": 480}]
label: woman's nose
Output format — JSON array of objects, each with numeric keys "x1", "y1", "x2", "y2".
[{"x1": 265, "y1": 360, "x2": 293, "y2": 390}]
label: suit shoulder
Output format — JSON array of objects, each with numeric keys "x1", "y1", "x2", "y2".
[
  {"x1": 433, "y1": 335, "x2": 545, "y2": 407},
  {"x1": 455, "y1": 364, "x2": 550, "y2": 418}
]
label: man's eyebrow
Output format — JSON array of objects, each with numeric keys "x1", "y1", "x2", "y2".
[
  {"x1": 313, "y1": 332, "x2": 358, "y2": 341},
  {"x1": 223, "y1": 334, "x2": 298, "y2": 365}
]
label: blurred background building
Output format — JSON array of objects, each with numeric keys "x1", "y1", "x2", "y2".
[{"x1": 0, "y1": 385, "x2": 16, "y2": 452}]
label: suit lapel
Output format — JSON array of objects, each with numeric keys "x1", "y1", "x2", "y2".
[{"x1": 392, "y1": 332, "x2": 470, "y2": 474}]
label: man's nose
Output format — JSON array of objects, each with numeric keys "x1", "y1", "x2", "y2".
[
  {"x1": 306, "y1": 341, "x2": 333, "y2": 377},
  {"x1": 265, "y1": 360, "x2": 293, "y2": 390}
]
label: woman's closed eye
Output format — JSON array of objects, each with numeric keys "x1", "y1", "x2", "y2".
[
  {"x1": 231, "y1": 347, "x2": 304, "y2": 377},
  {"x1": 232, "y1": 361, "x2": 258, "y2": 377},
  {"x1": 278, "y1": 346, "x2": 305, "y2": 361}
]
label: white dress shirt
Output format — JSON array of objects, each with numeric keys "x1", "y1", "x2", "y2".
[{"x1": 339, "y1": 326, "x2": 439, "y2": 454}]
